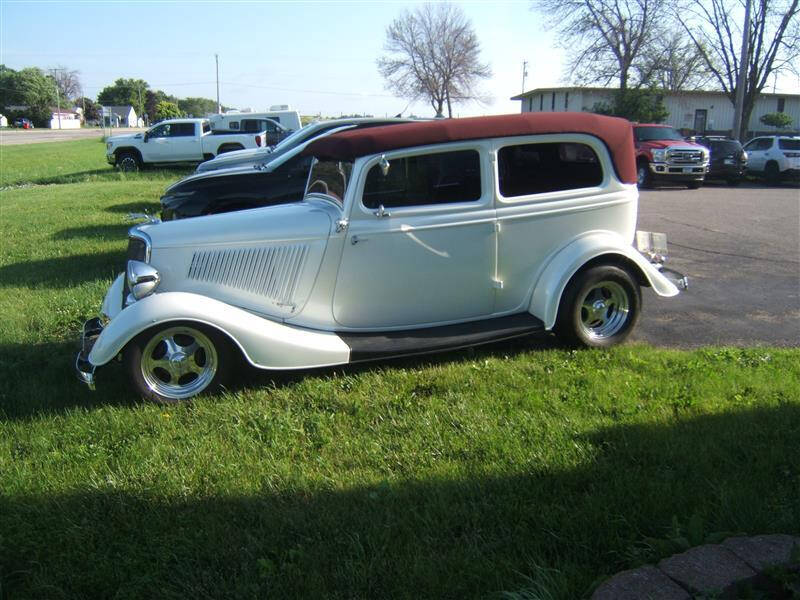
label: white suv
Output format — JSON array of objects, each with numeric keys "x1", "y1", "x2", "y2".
[
  {"x1": 76, "y1": 113, "x2": 684, "y2": 403},
  {"x1": 742, "y1": 135, "x2": 800, "y2": 183}
]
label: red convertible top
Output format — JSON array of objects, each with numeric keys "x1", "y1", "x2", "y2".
[{"x1": 303, "y1": 112, "x2": 636, "y2": 184}]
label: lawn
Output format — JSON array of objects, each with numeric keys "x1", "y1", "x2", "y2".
[{"x1": 1, "y1": 141, "x2": 798, "y2": 599}]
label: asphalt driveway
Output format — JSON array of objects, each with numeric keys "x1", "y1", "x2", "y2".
[{"x1": 633, "y1": 181, "x2": 799, "y2": 347}]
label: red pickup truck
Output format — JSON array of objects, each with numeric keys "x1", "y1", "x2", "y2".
[{"x1": 634, "y1": 124, "x2": 709, "y2": 189}]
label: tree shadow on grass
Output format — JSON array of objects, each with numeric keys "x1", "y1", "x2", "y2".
[
  {"x1": 0, "y1": 251, "x2": 124, "y2": 288},
  {"x1": 1, "y1": 404, "x2": 798, "y2": 599},
  {"x1": 104, "y1": 200, "x2": 162, "y2": 215},
  {"x1": 52, "y1": 223, "x2": 132, "y2": 241}
]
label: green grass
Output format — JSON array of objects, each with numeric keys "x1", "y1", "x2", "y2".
[
  {"x1": 0, "y1": 138, "x2": 191, "y2": 187},
  {"x1": 1, "y1": 142, "x2": 798, "y2": 599}
]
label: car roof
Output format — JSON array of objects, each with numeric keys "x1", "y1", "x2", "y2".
[{"x1": 304, "y1": 112, "x2": 637, "y2": 184}]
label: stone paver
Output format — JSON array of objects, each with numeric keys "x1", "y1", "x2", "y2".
[
  {"x1": 591, "y1": 565, "x2": 690, "y2": 600},
  {"x1": 722, "y1": 534, "x2": 800, "y2": 571},
  {"x1": 657, "y1": 544, "x2": 757, "y2": 597}
]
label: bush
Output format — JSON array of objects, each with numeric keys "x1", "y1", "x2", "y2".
[
  {"x1": 759, "y1": 112, "x2": 793, "y2": 130},
  {"x1": 589, "y1": 88, "x2": 669, "y2": 123}
]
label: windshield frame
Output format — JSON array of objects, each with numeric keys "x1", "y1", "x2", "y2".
[
  {"x1": 303, "y1": 157, "x2": 353, "y2": 206},
  {"x1": 634, "y1": 126, "x2": 685, "y2": 142}
]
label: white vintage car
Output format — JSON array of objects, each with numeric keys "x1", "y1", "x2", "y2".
[{"x1": 77, "y1": 113, "x2": 684, "y2": 403}]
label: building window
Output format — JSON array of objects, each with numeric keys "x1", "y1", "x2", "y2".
[
  {"x1": 565, "y1": 92, "x2": 569, "y2": 110},
  {"x1": 529, "y1": 97, "x2": 533, "y2": 112},
  {"x1": 539, "y1": 94, "x2": 543, "y2": 111},
  {"x1": 778, "y1": 97, "x2": 786, "y2": 113},
  {"x1": 551, "y1": 92, "x2": 556, "y2": 111}
]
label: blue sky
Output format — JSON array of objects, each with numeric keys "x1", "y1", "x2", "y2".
[{"x1": 0, "y1": 0, "x2": 565, "y2": 117}]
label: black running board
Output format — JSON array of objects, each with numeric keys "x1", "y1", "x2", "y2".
[{"x1": 340, "y1": 313, "x2": 545, "y2": 363}]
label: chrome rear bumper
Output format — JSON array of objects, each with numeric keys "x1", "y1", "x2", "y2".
[{"x1": 75, "y1": 317, "x2": 104, "y2": 390}]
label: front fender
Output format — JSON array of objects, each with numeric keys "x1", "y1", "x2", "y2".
[
  {"x1": 88, "y1": 292, "x2": 350, "y2": 370},
  {"x1": 529, "y1": 231, "x2": 679, "y2": 330}
]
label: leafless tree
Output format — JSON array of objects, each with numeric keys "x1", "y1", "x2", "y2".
[
  {"x1": 52, "y1": 66, "x2": 81, "y2": 101},
  {"x1": 636, "y1": 29, "x2": 716, "y2": 89},
  {"x1": 377, "y1": 4, "x2": 492, "y2": 117},
  {"x1": 532, "y1": 0, "x2": 667, "y2": 89},
  {"x1": 677, "y1": 0, "x2": 799, "y2": 138}
]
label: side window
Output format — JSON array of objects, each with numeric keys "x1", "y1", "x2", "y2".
[
  {"x1": 202, "y1": 121, "x2": 210, "y2": 134},
  {"x1": 149, "y1": 124, "x2": 168, "y2": 138},
  {"x1": 171, "y1": 123, "x2": 196, "y2": 137},
  {"x1": 498, "y1": 142, "x2": 602, "y2": 197},
  {"x1": 362, "y1": 149, "x2": 481, "y2": 209},
  {"x1": 229, "y1": 121, "x2": 240, "y2": 130}
]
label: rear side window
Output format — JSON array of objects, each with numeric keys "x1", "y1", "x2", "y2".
[
  {"x1": 498, "y1": 142, "x2": 602, "y2": 197},
  {"x1": 171, "y1": 123, "x2": 196, "y2": 137},
  {"x1": 228, "y1": 121, "x2": 240, "y2": 130},
  {"x1": 362, "y1": 150, "x2": 481, "y2": 209},
  {"x1": 778, "y1": 139, "x2": 800, "y2": 150}
]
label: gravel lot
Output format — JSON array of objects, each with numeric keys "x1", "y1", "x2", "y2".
[
  {"x1": 633, "y1": 181, "x2": 799, "y2": 347},
  {"x1": 0, "y1": 127, "x2": 145, "y2": 145}
]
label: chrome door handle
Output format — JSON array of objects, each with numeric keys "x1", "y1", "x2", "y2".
[{"x1": 374, "y1": 204, "x2": 391, "y2": 218}]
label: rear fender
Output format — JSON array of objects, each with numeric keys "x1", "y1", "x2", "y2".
[
  {"x1": 529, "y1": 231, "x2": 679, "y2": 330},
  {"x1": 88, "y1": 292, "x2": 350, "y2": 370}
]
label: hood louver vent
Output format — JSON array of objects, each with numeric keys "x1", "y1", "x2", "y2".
[{"x1": 187, "y1": 244, "x2": 309, "y2": 307}]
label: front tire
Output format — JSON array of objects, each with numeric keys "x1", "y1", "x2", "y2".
[
  {"x1": 116, "y1": 151, "x2": 141, "y2": 172},
  {"x1": 687, "y1": 181, "x2": 702, "y2": 189},
  {"x1": 124, "y1": 323, "x2": 234, "y2": 403},
  {"x1": 556, "y1": 265, "x2": 641, "y2": 348}
]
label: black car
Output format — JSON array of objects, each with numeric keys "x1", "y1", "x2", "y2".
[
  {"x1": 694, "y1": 136, "x2": 747, "y2": 185},
  {"x1": 160, "y1": 119, "x2": 417, "y2": 220}
]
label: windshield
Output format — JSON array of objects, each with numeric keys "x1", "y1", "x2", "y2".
[
  {"x1": 779, "y1": 138, "x2": 800, "y2": 150},
  {"x1": 304, "y1": 158, "x2": 353, "y2": 204},
  {"x1": 634, "y1": 126, "x2": 684, "y2": 142}
]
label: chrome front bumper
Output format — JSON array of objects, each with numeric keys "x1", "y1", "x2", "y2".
[
  {"x1": 75, "y1": 317, "x2": 104, "y2": 390},
  {"x1": 636, "y1": 230, "x2": 689, "y2": 291}
]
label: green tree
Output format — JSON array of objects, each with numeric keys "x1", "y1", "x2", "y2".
[
  {"x1": 97, "y1": 78, "x2": 149, "y2": 118},
  {"x1": 759, "y1": 112, "x2": 793, "y2": 129},
  {"x1": 177, "y1": 97, "x2": 221, "y2": 117},
  {"x1": 75, "y1": 97, "x2": 101, "y2": 122},
  {"x1": 0, "y1": 65, "x2": 57, "y2": 127},
  {"x1": 590, "y1": 88, "x2": 669, "y2": 122},
  {"x1": 144, "y1": 89, "x2": 179, "y2": 123},
  {"x1": 154, "y1": 101, "x2": 182, "y2": 121}
]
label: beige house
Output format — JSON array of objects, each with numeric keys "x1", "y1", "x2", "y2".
[{"x1": 511, "y1": 87, "x2": 800, "y2": 138}]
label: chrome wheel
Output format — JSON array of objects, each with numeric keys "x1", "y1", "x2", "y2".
[
  {"x1": 637, "y1": 164, "x2": 650, "y2": 188},
  {"x1": 578, "y1": 280, "x2": 630, "y2": 341},
  {"x1": 140, "y1": 326, "x2": 218, "y2": 400},
  {"x1": 117, "y1": 153, "x2": 139, "y2": 172}
]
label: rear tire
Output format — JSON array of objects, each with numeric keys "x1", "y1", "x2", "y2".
[
  {"x1": 555, "y1": 265, "x2": 641, "y2": 348},
  {"x1": 637, "y1": 162, "x2": 653, "y2": 189},
  {"x1": 124, "y1": 322, "x2": 235, "y2": 404},
  {"x1": 765, "y1": 162, "x2": 781, "y2": 185},
  {"x1": 116, "y1": 151, "x2": 141, "y2": 172}
]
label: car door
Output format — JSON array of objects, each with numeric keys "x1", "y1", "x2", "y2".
[
  {"x1": 333, "y1": 145, "x2": 497, "y2": 329},
  {"x1": 144, "y1": 123, "x2": 171, "y2": 161},
  {"x1": 743, "y1": 138, "x2": 770, "y2": 172}
]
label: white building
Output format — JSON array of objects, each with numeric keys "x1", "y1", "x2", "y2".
[
  {"x1": 102, "y1": 105, "x2": 140, "y2": 127},
  {"x1": 49, "y1": 108, "x2": 81, "y2": 129},
  {"x1": 511, "y1": 87, "x2": 800, "y2": 138}
]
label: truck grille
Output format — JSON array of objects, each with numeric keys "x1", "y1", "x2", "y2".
[
  {"x1": 187, "y1": 244, "x2": 308, "y2": 306},
  {"x1": 668, "y1": 149, "x2": 704, "y2": 164}
]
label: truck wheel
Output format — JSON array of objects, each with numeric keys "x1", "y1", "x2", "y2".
[
  {"x1": 124, "y1": 323, "x2": 234, "y2": 403},
  {"x1": 555, "y1": 265, "x2": 641, "y2": 348},
  {"x1": 765, "y1": 162, "x2": 781, "y2": 185},
  {"x1": 637, "y1": 162, "x2": 652, "y2": 189},
  {"x1": 217, "y1": 144, "x2": 244, "y2": 154},
  {"x1": 687, "y1": 181, "x2": 702, "y2": 189},
  {"x1": 116, "y1": 151, "x2": 141, "y2": 172}
]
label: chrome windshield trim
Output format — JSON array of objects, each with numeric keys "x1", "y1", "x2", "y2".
[{"x1": 128, "y1": 227, "x2": 152, "y2": 263}]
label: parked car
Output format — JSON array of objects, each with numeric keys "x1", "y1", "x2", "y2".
[
  {"x1": 742, "y1": 135, "x2": 800, "y2": 183},
  {"x1": 76, "y1": 112, "x2": 684, "y2": 403},
  {"x1": 694, "y1": 136, "x2": 747, "y2": 185},
  {"x1": 105, "y1": 118, "x2": 268, "y2": 171},
  {"x1": 13, "y1": 117, "x2": 33, "y2": 129},
  {"x1": 195, "y1": 117, "x2": 417, "y2": 173},
  {"x1": 634, "y1": 124, "x2": 709, "y2": 189},
  {"x1": 161, "y1": 119, "x2": 417, "y2": 220}
]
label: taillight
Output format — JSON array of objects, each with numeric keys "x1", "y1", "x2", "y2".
[{"x1": 255, "y1": 135, "x2": 262, "y2": 147}]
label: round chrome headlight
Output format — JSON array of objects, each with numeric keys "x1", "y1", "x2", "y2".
[
  {"x1": 126, "y1": 260, "x2": 160, "y2": 301},
  {"x1": 652, "y1": 149, "x2": 667, "y2": 162}
]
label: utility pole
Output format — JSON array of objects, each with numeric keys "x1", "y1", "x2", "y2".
[
  {"x1": 732, "y1": 0, "x2": 752, "y2": 141},
  {"x1": 137, "y1": 85, "x2": 143, "y2": 126},
  {"x1": 50, "y1": 68, "x2": 64, "y2": 130},
  {"x1": 521, "y1": 60, "x2": 529, "y2": 93},
  {"x1": 215, "y1": 53, "x2": 221, "y2": 113}
]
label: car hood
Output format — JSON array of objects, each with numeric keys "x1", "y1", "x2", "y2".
[
  {"x1": 135, "y1": 201, "x2": 335, "y2": 319},
  {"x1": 639, "y1": 140, "x2": 704, "y2": 150},
  {"x1": 195, "y1": 146, "x2": 272, "y2": 172},
  {"x1": 165, "y1": 164, "x2": 266, "y2": 194}
]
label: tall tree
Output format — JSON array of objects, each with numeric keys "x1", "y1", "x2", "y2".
[
  {"x1": 177, "y1": 97, "x2": 221, "y2": 117},
  {"x1": 52, "y1": 66, "x2": 81, "y2": 101},
  {"x1": 0, "y1": 65, "x2": 57, "y2": 127},
  {"x1": 144, "y1": 89, "x2": 179, "y2": 123},
  {"x1": 97, "y1": 78, "x2": 149, "y2": 118},
  {"x1": 533, "y1": 0, "x2": 666, "y2": 89},
  {"x1": 75, "y1": 96, "x2": 101, "y2": 122},
  {"x1": 377, "y1": 3, "x2": 492, "y2": 117},
  {"x1": 677, "y1": 0, "x2": 800, "y2": 139},
  {"x1": 636, "y1": 29, "x2": 715, "y2": 89},
  {"x1": 154, "y1": 100, "x2": 183, "y2": 122}
]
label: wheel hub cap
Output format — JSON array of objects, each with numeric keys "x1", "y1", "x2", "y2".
[
  {"x1": 141, "y1": 327, "x2": 218, "y2": 400},
  {"x1": 579, "y1": 281, "x2": 630, "y2": 340}
]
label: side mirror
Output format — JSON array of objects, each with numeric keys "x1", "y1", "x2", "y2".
[{"x1": 143, "y1": 132, "x2": 149, "y2": 143}]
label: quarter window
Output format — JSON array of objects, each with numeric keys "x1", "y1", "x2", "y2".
[
  {"x1": 498, "y1": 142, "x2": 603, "y2": 197},
  {"x1": 362, "y1": 150, "x2": 482, "y2": 209}
]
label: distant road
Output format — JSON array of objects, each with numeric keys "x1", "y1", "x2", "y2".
[{"x1": 0, "y1": 127, "x2": 146, "y2": 146}]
